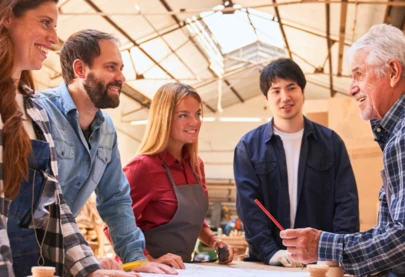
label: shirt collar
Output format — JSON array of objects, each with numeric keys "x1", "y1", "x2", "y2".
[
  {"x1": 59, "y1": 82, "x2": 77, "y2": 116},
  {"x1": 58, "y1": 82, "x2": 105, "y2": 124},
  {"x1": 371, "y1": 92, "x2": 405, "y2": 149},
  {"x1": 159, "y1": 148, "x2": 191, "y2": 166},
  {"x1": 266, "y1": 116, "x2": 316, "y2": 142}
]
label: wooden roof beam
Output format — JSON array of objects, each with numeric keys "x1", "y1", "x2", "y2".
[
  {"x1": 84, "y1": 0, "x2": 176, "y2": 80},
  {"x1": 337, "y1": 0, "x2": 348, "y2": 76},
  {"x1": 271, "y1": 0, "x2": 292, "y2": 59},
  {"x1": 159, "y1": 0, "x2": 244, "y2": 107},
  {"x1": 325, "y1": 3, "x2": 335, "y2": 97}
]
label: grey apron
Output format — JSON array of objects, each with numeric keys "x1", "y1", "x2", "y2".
[{"x1": 143, "y1": 158, "x2": 209, "y2": 262}]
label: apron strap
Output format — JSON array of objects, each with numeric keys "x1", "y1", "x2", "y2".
[
  {"x1": 161, "y1": 160, "x2": 177, "y2": 188},
  {"x1": 158, "y1": 154, "x2": 202, "y2": 187},
  {"x1": 188, "y1": 160, "x2": 201, "y2": 185}
]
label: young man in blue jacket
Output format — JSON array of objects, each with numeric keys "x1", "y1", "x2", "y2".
[{"x1": 234, "y1": 58, "x2": 359, "y2": 267}]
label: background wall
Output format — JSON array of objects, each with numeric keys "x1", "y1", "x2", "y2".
[
  {"x1": 105, "y1": 92, "x2": 383, "y2": 231},
  {"x1": 328, "y1": 98, "x2": 383, "y2": 231}
]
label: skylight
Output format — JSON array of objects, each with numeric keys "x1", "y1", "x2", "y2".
[
  {"x1": 185, "y1": 4, "x2": 286, "y2": 77},
  {"x1": 203, "y1": 10, "x2": 258, "y2": 54}
]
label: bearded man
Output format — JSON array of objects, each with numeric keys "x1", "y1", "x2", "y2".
[{"x1": 36, "y1": 29, "x2": 177, "y2": 275}]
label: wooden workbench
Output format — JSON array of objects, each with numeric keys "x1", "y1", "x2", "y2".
[
  {"x1": 198, "y1": 260, "x2": 305, "y2": 272},
  {"x1": 140, "y1": 261, "x2": 308, "y2": 277}
]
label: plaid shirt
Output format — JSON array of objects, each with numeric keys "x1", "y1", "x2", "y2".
[
  {"x1": 0, "y1": 86, "x2": 101, "y2": 277},
  {"x1": 318, "y1": 93, "x2": 405, "y2": 277}
]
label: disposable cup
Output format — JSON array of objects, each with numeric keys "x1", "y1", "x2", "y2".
[{"x1": 31, "y1": 266, "x2": 56, "y2": 277}]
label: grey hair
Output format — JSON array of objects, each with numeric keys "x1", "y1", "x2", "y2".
[{"x1": 347, "y1": 24, "x2": 405, "y2": 77}]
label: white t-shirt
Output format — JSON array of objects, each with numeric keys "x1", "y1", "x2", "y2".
[
  {"x1": 16, "y1": 93, "x2": 36, "y2": 139},
  {"x1": 273, "y1": 126, "x2": 304, "y2": 228}
]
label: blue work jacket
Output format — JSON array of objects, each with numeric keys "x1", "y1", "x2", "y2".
[{"x1": 234, "y1": 117, "x2": 359, "y2": 264}]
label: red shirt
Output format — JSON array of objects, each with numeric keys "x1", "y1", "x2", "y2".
[{"x1": 124, "y1": 151, "x2": 209, "y2": 232}]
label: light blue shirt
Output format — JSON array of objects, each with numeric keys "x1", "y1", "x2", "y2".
[{"x1": 34, "y1": 83, "x2": 146, "y2": 263}]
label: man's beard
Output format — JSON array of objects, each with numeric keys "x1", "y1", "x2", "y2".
[{"x1": 83, "y1": 72, "x2": 122, "y2": 109}]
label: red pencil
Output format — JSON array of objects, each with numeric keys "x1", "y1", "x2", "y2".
[{"x1": 254, "y1": 199, "x2": 285, "y2": 231}]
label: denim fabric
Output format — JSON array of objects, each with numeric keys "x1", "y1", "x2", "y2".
[
  {"x1": 7, "y1": 140, "x2": 50, "y2": 277},
  {"x1": 35, "y1": 83, "x2": 146, "y2": 262}
]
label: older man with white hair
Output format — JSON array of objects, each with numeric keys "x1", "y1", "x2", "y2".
[{"x1": 280, "y1": 24, "x2": 405, "y2": 277}]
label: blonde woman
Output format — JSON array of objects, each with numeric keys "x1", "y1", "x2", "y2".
[{"x1": 108, "y1": 83, "x2": 234, "y2": 268}]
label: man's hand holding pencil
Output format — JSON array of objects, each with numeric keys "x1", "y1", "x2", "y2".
[
  {"x1": 280, "y1": 228, "x2": 321, "y2": 264},
  {"x1": 254, "y1": 199, "x2": 321, "y2": 265}
]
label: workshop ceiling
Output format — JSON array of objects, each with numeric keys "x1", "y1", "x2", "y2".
[{"x1": 34, "y1": 0, "x2": 405, "y2": 117}]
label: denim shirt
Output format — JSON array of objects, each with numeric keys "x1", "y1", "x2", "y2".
[
  {"x1": 34, "y1": 83, "x2": 146, "y2": 263},
  {"x1": 234, "y1": 117, "x2": 359, "y2": 264}
]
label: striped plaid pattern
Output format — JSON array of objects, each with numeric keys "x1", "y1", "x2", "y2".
[
  {"x1": 0, "y1": 86, "x2": 101, "y2": 277},
  {"x1": 0, "y1": 114, "x2": 14, "y2": 277},
  {"x1": 318, "y1": 93, "x2": 405, "y2": 277}
]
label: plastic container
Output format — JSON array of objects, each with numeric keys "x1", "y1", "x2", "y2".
[
  {"x1": 30, "y1": 266, "x2": 56, "y2": 277},
  {"x1": 307, "y1": 264, "x2": 329, "y2": 277},
  {"x1": 317, "y1": 261, "x2": 345, "y2": 277}
]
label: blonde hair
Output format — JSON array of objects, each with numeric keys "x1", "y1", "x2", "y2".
[{"x1": 137, "y1": 82, "x2": 203, "y2": 178}]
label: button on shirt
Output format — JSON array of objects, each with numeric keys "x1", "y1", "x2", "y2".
[
  {"x1": 34, "y1": 83, "x2": 146, "y2": 263},
  {"x1": 318, "y1": 93, "x2": 405, "y2": 277}
]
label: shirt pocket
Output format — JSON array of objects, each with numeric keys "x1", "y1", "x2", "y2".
[
  {"x1": 254, "y1": 162, "x2": 277, "y2": 174},
  {"x1": 253, "y1": 162, "x2": 279, "y2": 190},
  {"x1": 92, "y1": 146, "x2": 113, "y2": 183},
  {"x1": 305, "y1": 159, "x2": 334, "y2": 193},
  {"x1": 54, "y1": 139, "x2": 74, "y2": 159},
  {"x1": 53, "y1": 139, "x2": 75, "y2": 188}
]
